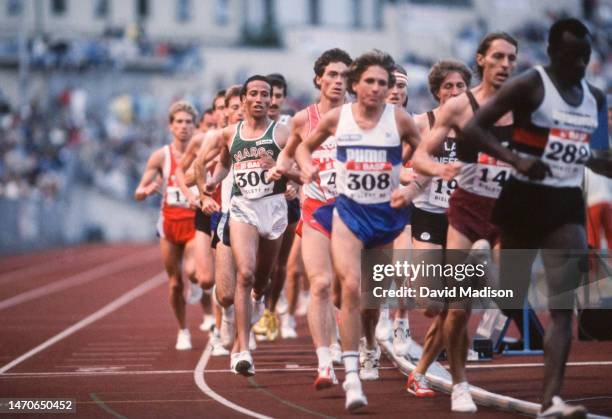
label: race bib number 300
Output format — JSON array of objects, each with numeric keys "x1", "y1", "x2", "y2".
[
  {"x1": 345, "y1": 161, "x2": 393, "y2": 204},
  {"x1": 234, "y1": 160, "x2": 274, "y2": 199},
  {"x1": 541, "y1": 128, "x2": 590, "y2": 187}
]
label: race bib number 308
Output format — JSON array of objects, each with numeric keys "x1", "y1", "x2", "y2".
[
  {"x1": 541, "y1": 128, "x2": 590, "y2": 187},
  {"x1": 234, "y1": 160, "x2": 274, "y2": 199},
  {"x1": 344, "y1": 161, "x2": 393, "y2": 204}
]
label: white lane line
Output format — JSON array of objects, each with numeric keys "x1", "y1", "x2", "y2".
[
  {"x1": 194, "y1": 343, "x2": 273, "y2": 419},
  {"x1": 0, "y1": 250, "x2": 159, "y2": 311},
  {"x1": 0, "y1": 272, "x2": 166, "y2": 374},
  {"x1": 464, "y1": 361, "x2": 612, "y2": 369}
]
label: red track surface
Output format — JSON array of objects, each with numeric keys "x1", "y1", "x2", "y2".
[{"x1": 0, "y1": 244, "x2": 610, "y2": 418}]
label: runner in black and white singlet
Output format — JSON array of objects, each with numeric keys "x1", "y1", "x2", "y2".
[{"x1": 464, "y1": 19, "x2": 610, "y2": 419}]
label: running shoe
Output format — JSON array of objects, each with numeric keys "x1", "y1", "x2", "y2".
[
  {"x1": 343, "y1": 374, "x2": 367, "y2": 412},
  {"x1": 451, "y1": 382, "x2": 477, "y2": 413},
  {"x1": 280, "y1": 313, "x2": 297, "y2": 339},
  {"x1": 210, "y1": 330, "x2": 230, "y2": 356},
  {"x1": 392, "y1": 322, "x2": 411, "y2": 357},
  {"x1": 249, "y1": 331, "x2": 257, "y2": 351},
  {"x1": 234, "y1": 351, "x2": 255, "y2": 377},
  {"x1": 266, "y1": 312, "x2": 279, "y2": 341},
  {"x1": 375, "y1": 308, "x2": 393, "y2": 341},
  {"x1": 330, "y1": 342, "x2": 342, "y2": 365},
  {"x1": 199, "y1": 314, "x2": 215, "y2": 332},
  {"x1": 537, "y1": 396, "x2": 587, "y2": 419},
  {"x1": 186, "y1": 281, "x2": 203, "y2": 305},
  {"x1": 175, "y1": 329, "x2": 192, "y2": 351},
  {"x1": 359, "y1": 342, "x2": 381, "y2": 381},
  {"x1": 406, "y1": 371, "x2": 435, "y2": 397},
  {"x1": 314, "y1": 365, "x2": 338, "y2": 390},
  {"x1": 251, "y1": 297, "x2": 266, "y2": 327}
]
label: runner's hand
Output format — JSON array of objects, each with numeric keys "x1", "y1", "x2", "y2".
[
  {"x1": 200, "y1": 194, "x2": 220, "y2": 215},
  {"x1": 391, "y1": 188, "x2": 411, "y2": 208},
  {"x1": 187, "y1": 193, "x2": 200, "y2": 210},
  {"x1": 284, "y1": 183, "x2": 298, "y2": 200},
  {"x1": 438, "y1": 161, "x2": 463, "y2": 181},
  {"x1": 300, "y1": 163, "x2": 319, "y2": 184},
  {"x1": 515, "y1": 157, "x2": 551, "y2": 181}
]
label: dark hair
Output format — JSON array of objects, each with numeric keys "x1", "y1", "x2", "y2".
[
  {"x1": 428, "y1": 60, "x2": 472, "y2": 102},
  {"x1": 475, "y1": 32, "x2": 518, "y2": 79},
  {"x1": 548, "y1": 18, "x2": 590, "y2": 52},
  {"x1": 394, "y1": 64, "x2": 407, "y2": 76},
  {"x1": 347, "y1": 49, "x2": 396, "y2": 95},
  {"x1": 239, "y1": 75, "x2": 271, "y2": 101},
  {"x1": 266, "y1": 73, "x2": 288, "y2": 97},
  {"x1": 224, "y1": 84, "x2": 242, "y2": 106},
  {"x1": 198, "y1": 107, "x2": 214, "y2": 123},
  {"x1": 313, "y1": 48, "x2": 353, "y2": 89},
  {"x1": 212, "y1": 89, "x2": 226, "y2": 110}
]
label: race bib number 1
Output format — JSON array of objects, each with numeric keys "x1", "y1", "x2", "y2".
[{"x1": 166, "y1": 186, "x2": 195, "y2": 208}]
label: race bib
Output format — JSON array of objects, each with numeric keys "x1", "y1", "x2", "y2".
[
  {"x1": 428, "y1": 177, "x2": 457, "y2": 208},
  {"x1": 166, "y1": 185, "x2": 198, "y2": 208},
  {"x1": 540, "y1": 128, "x2": 590, "y2": 187},
  {"x1": 234, "y1": 160, "x2": 274, "y2": 199},
  {"x1": 345, "y1": 161, "x2": 393, "y2": 204},
  {"x1": 318, "y1": 160, "x2": 337, "y2": 200},
  {"x1": 473, "y1": 153, "x2": 512, "y2": 198}
]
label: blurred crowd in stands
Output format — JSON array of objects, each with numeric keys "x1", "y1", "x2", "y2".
[{"x1": 0, "y1": 4, "x2": 610, "y2": 207}]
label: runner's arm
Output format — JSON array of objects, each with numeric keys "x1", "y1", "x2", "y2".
[
  {"x1": 295, "y1": 108, "x2": 339, "y2": 183},
  {"x1": 134, "y1": 148, "x2": 163, "y2": 201},
  {"x1": 464, "y1": 72, "x2": 550, "y2": 180}
]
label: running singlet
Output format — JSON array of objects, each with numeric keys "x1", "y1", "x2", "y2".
[
  {"x1": 511, "y1": 66, "x2": 598, "y2": 187},
  {"x1": 413, "y1": 110, "x2": 458, "y2": 212},
  {"x1": 455, "y1": 91, "x2": 513, "y2": 198},
  {"x1": 335, "y1": 103, "x2": 401, "y2": 204},
  {"x1": 161, "y1": 145, "x2": 197, "y2": 220},
  {"x1": 230, "y1": 120, "x2": 287, "y2": 199},
  {"x1": 303, "y1": 104, "x2": 337, "y2": 202}
]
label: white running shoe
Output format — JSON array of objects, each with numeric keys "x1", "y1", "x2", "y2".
[
  {"x1": 220, "y1": 307, "x2": 235, "y2": 348},
  {"x1": 451, "y1": 382, "x2": 477, "y2": 413},
  {"x1": 392, "y1": 323, "x2": 411, "y2": 357},
  {"x1": 249, "y1": 331, "x2": 257, "y2": 351},
  {"x1": 175, "y1": 329, "x2": 192, "y2": 351},
  {"x1": 537, "y1": 396, "x2": 587, "y2": 419},
  {"x1": 330, "y1": 342, "x2": 342, "y2": 365},
  {"x1": 280, "y1": 313, "x2": 297, "y2": 339},
  {"x1": 230, "y1": 352, "x2": 240, "y2": 374},
  {"x1": 210, "y1": 331, "x2": 230, "y2": 356},
  {"x1": 276, "y1": 292, "x2": 288, "y2": 314},
  {"x1": 375, "y1": 309, "x2": 393, "y2": 341},
  {"x1": 234, "y1": 351, "x2": 255, "y2": 377},
  {"x1": 359, "y1": 342, "x2": 381, "y2": 381},
  {"x1": 314, "y1": 364, "x2": 338, "y2": 390},
  {"x1": 186, "y1": 282, "x2": 203, "y2": 305},
  {"x1": 343, "y1": 375, "x2": 367, "y2": 412},
  {"x1": 251, "y1": 295, "x2": 265, "y2": 326},
  {"x1": 199, "y1": 314, "x2": 215, "y2": 332}
]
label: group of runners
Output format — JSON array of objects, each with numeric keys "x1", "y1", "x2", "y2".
[{"x1": 134, "y1": 17, "x2": 610, "y2": 418}]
